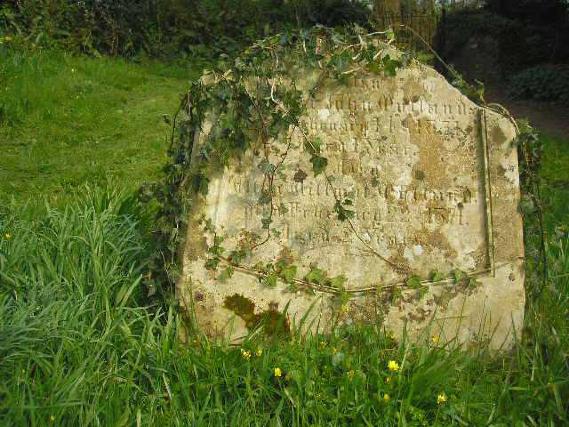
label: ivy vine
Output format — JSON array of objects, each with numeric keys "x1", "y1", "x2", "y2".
[{"x1": 140, "y1": 25, "x2": 524, "y2": 304}]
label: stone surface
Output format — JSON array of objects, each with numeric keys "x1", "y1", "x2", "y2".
[{"x1": 178, "y1": 60, "x2": 525, "y2": 350}]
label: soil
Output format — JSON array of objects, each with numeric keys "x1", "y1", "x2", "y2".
[{"x1": 485, "y1": 85, "x2": 569, "y2": 140}]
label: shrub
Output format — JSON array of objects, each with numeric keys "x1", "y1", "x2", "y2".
[
  {"x1": 508, "y1": 65, "x2": 569, "y2": 104},
  {"x1": 0, "y1": 0, "x2": 372, "y2": 58}
]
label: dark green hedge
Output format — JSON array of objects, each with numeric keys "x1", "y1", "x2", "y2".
[
  {"x1": 509, "y1": 65, "x2": 569, "y2": 104},
  {"x1": 0, "y1": 0, "x2": 371, "y2": 58}
]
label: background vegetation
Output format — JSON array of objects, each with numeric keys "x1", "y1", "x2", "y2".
[{"x1": 1, "y1": 0, "x2": 569, "y2": 425}]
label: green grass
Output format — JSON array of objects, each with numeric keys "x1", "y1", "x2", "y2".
[
  {"x1": 0, "y1": 48, "x2": 568, "y2": 425},
  {"x1": 0, "y1": 47, "x2": 200, "y2": 201},
  {"x1": 541, "y1": 133, "x2": 569, "y2": 233},
  {"x1": 0, "y1": 188, "x2": 568, "y2": 425}
]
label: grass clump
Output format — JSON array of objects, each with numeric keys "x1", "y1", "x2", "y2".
[{"x1": 0, "y1": 188, "x2": 568, "y2": 425}]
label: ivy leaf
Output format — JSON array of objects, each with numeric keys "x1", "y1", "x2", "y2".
[
  {"x1": 310, "y1": 155, "x2": 328, "y2": 176},
  {"x1": 451, "y1": 269, "x2": 466, "y2": 284},
  {"x1": 406, "y1": 275, "x2": 422, "y2": 289},
  {"x1": 429, "y1": 270, "x2": 445, "y2": 283},
  {"x1": 262, "y1": 272, "x2": 278, "y2": 288},
  {"x1": 228, "y1": 249, "x2": 247, "y2": 265},
  {"x1": 258, "y1": 158, "x2": 276, "y2": 175},
  {"x1": 305, "y1": 137, "x2": 322, "y2": 156},
  {"x1": 275, "y1": 259, "x2": 298, "y2": 284},
  {"x1": 258, "y1": 190, "x2": 272, "y2": 205},
  {"x1": 334, "y1": 200, "x2": 355, "y2": 221},
  {"x1": 305, "y1": 266, "x2": 327, "y2": 285},
  {"x1": 205, "y1": 257, "x2": 220, "y2": 271},
  {"x1": 261, "y1": 216, "x2": 272, "y2": 229},
  {"x1": 218, "y1": 266, "x2": 234, "y2": 282},
  {"x1": 329, "y1": 275, "x2": 347, "y2": 289},
  {"x1": 382, "y1": 54, "x2": 402, "y2": 77},
  {"x1": 279, "y1": 264, "x2": 298, "y2": 284}
]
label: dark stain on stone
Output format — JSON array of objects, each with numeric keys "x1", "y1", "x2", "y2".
[
  {"x1": 223, "y1": 293, "x2": 290, "y2": 336},
  {"x1": 492, "y1": 124, "x2": 507, "y2": 145}
]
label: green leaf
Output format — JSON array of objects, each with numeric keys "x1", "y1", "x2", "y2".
[
  {"x1": 382, "y1": 54, "x2": 402, "y2": 77},
  {"x1": 406, "y1": 275, "x2": 422, "y2": 289},
  {"x1": 334, "y1": 200, "x2": 355, "y2": 221},
  {"x1": 262, "y1": 272, "x2": 278, "y2": 288},
  {"x1": 257, "y1": 158, "x2": 276, "y2": 175},
  {"x1": 205, "y1": 257, "x2": 220, "y2": 271},
  {"x1": 451, "y1": 269, "x2": 466, "y2": 284},
  {"x1": 310, "y1": 155, "x2": 328, "y2": 176},
  {"x1": 258, "y1": 190, "x2": 272, "y2": 205},
  {"x1": 429, "y1": 270, "x2": 445, "y2": 283},
  {"x1": 329, "y1": 275, "x2": 348, "y2": 289},
  {"x1": 261, "y1": 216, "x2": 272, "y2": 229},
  {"x1": 276, "y1": 260, "x2": 298, "y2": 284},
  {"x1": 218, "y1": 266, "x2": 234, "y2": 282},
  {"x1": 305, "y1": 266, "x2": 327, "y2": 285},
  {"x1": 305, "y1": 137, "x2": 322, "y2": 156}
]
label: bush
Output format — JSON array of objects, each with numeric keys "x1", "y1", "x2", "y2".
[
  {"x1": 508, "y1": 65, "x2": 569, "y2": 104},
  {"x1": 438, "y1": 7, "x2": 569, "y2": 78},
  {"x1": 0, "y1": 0, "x2": 372, "y2": 58}
]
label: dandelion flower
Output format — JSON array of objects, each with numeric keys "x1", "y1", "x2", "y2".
[
  {"x1": 387, "y1": 360, "x2": 400, "y2": 372},
  {"x1": 437, "y1": 393, "x2": 447, "y2": 405},
  {"x1": 431, "y1": 335, "x2": 440, "y2": 345},
  {"x1": 274, "y1": 367, "x2": 282, "y2": 378},
  {"x1": 383, "y1": 393, "x2": 390, "y2": 402},
  {"x1": 256, "y1": 348, "x2": 263, "y2": 357},
  {"x1": 240, "y1": 349, "x2": 251, "y2": 360}
]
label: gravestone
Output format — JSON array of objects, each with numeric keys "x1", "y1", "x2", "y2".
[{"x1": 177, "y1": 40, "x2": 524, "y2": 350}]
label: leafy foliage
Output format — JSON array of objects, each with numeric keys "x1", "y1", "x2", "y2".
[
  {"x1": 509, "y1": 65, "x2": 569, "y2": 104},
  {"x1": 142, "y1": 26, "x2": 409, "y2": 294},
  {"x1": 0, "y1": 0, "x2": 372, "y2": 58}
]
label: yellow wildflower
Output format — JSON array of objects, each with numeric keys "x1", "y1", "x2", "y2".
[
  {"x1": 385, "y1": 376, "x2": 392, "y2": 383},
  {"x1": 240, "y1": 349, "x2": 251, "y2": 360},
  {"x1": 437, "y1": 393, "x2": 448, "y2": 405},
  {"x1": 256, "y1": 348, "x2": 263, "y2": 357},
  {"x1": 383, "y1": 393, "x2": 390, "y2": 402},
  {"x1": 274, "y1": 367, "x2": 282, "y2": 378},
  {"x1": 431, "y1": 335, "x2": 440, "y2": 345},
  {"x1": 4, "y1": 233, "x2": 11, "y2": 240},
  {"x1": 387, "y1": 360, "x2": 400, "y2": 372}
]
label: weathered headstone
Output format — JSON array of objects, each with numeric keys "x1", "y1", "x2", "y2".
[{"x1": 177, "y1": 39, "x2": 524, "y2": 349}]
